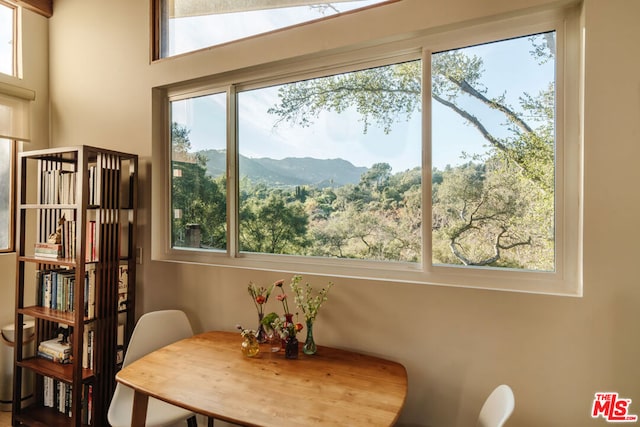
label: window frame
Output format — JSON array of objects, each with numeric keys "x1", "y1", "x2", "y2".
[
  {"x1": 0, "y1": 139, "x2": 16, "y2": 253},
  {"x1": 0, "y1": 0, "x2": 17, "y2": 77},
  {"x1": 152, "y1": 6, "x2": 583, "y2": 296}
]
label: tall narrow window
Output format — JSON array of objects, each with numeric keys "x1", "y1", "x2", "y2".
[
  {"x1": 431, "y1": 32, "x2": 556, "y2": 271},
  {"x1": 0, "y1": 139, "x2": 15, "y2": 251},
  {"x1": 0, "y1": 1, "x2": 16, "y2": 76},
  {"x1": 156, "y1": 0, "x2": 394, "y2": 58},
  {"x1": 170, "y1": 92, "x2": 227, "y2": 251}
]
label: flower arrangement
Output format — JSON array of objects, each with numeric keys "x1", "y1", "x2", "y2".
[
  {"x1": 289, "y1": 275, "x2": 334, "y2": 322},
  {"x1": 235, "y1": 324, "x2": 256, "y2": 339},
  {"x1": 236, "y1": 324, "x2": 260, "y2": 357},
  {"x1": 247, "y1": 281, "x2": 275, "y2": 316},
  {"x1": 273, "y1": 279, "x2": 291, "y2": 314},
  {"x1": 242, "y1": 275, "x2": 334, "y2": 358},
  {"x1": 261, "y1": 312, "x2": 302, "y2": 340}
]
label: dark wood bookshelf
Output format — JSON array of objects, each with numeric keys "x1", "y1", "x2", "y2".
[{"x1": 12, "y1": 146, "x2": 138, "y2": 427}]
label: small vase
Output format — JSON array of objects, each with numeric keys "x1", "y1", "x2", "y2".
[
  {"x1": 284, "y1": 313, "x2": 294, "y2": 324},
  {"x1": 303, "y1": 318, "x2": 316, "y2": 355},
  {"x1": 266, "y1": 329, "x2": 281, "y2": 352},
  {"x1": 282, "y1": 313, "x2": 294, "y2": 347},
  {"x1": 241, "y1": 333, "x2": 260, "y2": 358},
  {"x1": 285, "y1": 336, "x2": 299, "y2": 359},
  {"x1": 256, "y1": 313, "x2": 267, "y2": 344}
]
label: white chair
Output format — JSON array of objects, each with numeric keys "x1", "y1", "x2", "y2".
[
  {"x1": 108, "y1": 310, "x2": 199, "y2": 427},
  {"x1": 476, "y1": 384, "x2": 515, "y2": 427}
]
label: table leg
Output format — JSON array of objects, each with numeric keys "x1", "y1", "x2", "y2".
[{"x1": 131, "y1": 390, "x2": 149, "y2": 427}]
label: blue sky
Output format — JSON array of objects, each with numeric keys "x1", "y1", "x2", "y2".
[
  {"x1": 167, "y1": 1, "x2": 389, "y2": 56},
  {"x1": 170, "y1": 5, "x2": 554, "y2": 173}
]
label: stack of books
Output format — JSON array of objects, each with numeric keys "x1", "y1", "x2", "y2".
[
  {"x1": 38, "y1": 337, "x2": 72, "y2": 364},
  {"x1": 34, "y1": 242, "x2": 63, "y2": 259}
]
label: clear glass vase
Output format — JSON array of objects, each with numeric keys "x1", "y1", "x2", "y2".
[
  {"x1": 256, "y1": 313, "x2": 267, "y2": 343},
  {"x1": 303, "y1": 318, "x2": 317, "y2": 355},
  {"x1": 266, "y1": 328, "x2": 281, "y2": 352}
]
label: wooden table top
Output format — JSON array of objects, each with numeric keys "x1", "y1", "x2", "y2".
[{"x1": 116, "y1": 330, "x2": 408, "y2": 427}]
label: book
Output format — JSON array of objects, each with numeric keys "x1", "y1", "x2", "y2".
[
  {"x1": 39, "y1": 336, "x2": 72, "y2": 363},
  {"x1": 37, "y1": 350, "x2": 70, "y2": 364},
  {"x1": 85, "y1": 264, "x2": 96, "y2": 319},
  {"x1": 82, "y1": 324, "x2": 95, "y2": 369},
  {"x1": 44, "y1": 376, "x2": 54, "y2": 408},
  {"x1": 86, "y1": 221, "x2": 97, "y2": 262},
  {"x1": 34, "y1": 242, "x2": 63, "y2": 258},
  {"x1": 118, "y1": 263, "x2": 128, "y2": 310}
]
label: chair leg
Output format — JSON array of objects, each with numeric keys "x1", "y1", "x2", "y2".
[
  {"x1": 207, "y1": 416, "x2": 215, "y2": 427},
  {"x1": 187, "y1": 415, "x2": 198, "y2": 427}
]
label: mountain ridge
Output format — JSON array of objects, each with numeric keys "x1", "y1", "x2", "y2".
[{"x1": 199, "y1": 149, "x2": 368, "y2": 187}]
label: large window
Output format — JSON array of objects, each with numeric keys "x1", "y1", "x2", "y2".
[
  {"x1": 155, "y1": 0, "x2": 395, "y2": 59},
  {"x1": 158, "y1": 8, "x2": 582, "y2": 295},
  {"x1": 0, "y1": 1, "x2": 16, "y2": 76},
  {"x1": 0, "y1": 139, "x2": 15, "y2": 252}
]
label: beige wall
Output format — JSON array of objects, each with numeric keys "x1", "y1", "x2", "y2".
[{"x1": 4, "y1": 0, "x2": 638, "y2": 425}]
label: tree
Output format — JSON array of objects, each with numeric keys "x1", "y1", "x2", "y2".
[
  {"x1": 240, "y1": 193, "x2": 309, "y2": 254},
  {"x1": 267, "y1": 33, "x2": 555, "y2": 268}
]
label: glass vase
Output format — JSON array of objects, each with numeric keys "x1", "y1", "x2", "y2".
[
  {"x1": 282, "y1": 313, "x2": 294, "y2": 347},
  {"x1": 256, "y1": 313, "x2": 267, "y2": 343},
  {"x1": 303, "y1": 318, "x2": 316, "y2": 355},
  {"x1": 267, "y1": 329, "x2": 281, "y2": 352},
  {"x1": 285, "y1": 335, "x2": 299, "y2": 359},
  {"x1": 241, "y1": 333, "x2": 260, "y2": 358},
  {"x1": 284, "y1": 313, "x2": 294, "y2": 324}
]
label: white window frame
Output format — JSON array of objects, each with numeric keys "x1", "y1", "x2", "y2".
[
  {"x1": 152, "y1": 5, "x2": 583, "y2": 296},
  {"x1": 0, "y1": 0, "x2": 19, "y2": 78}
]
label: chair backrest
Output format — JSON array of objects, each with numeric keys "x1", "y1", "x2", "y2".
[
  {"x1": 476, "y1": 384, "x2": 515, "y2": 427},
  {"x1": 123, "y1": 310, "x2": 194, "y2": 367}
]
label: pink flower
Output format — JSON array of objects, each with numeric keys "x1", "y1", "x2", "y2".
[{"x1": 276, "y1": 294, "x2": 287, "y2": 301}]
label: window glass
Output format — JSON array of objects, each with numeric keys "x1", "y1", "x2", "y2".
[
  {"x1": 159, "y1": 0, "x2": 392, "y2": 58},
  {"x1": 0, "y1": 139, "x2": 14, "y2": 251},
  {"x1": 170, "y1": 92, "x2": 227, "y2": 251},
  {"x1": 0, "y1": 1, "x2": 14, "y2": 76},
  {"x1": 431, "y1": 32, "x2": 556, "y2": 271},
  {"x1": 237, "y1": 61, "x2": 422, "y2": 261}
]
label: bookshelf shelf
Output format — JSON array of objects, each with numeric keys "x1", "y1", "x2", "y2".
[
  {"x1": 18, "y1": 256, "x2": 78, "y2": 267},
  {"x1": 19, "y1": 204, "x2": 80, "y2": 210},
  {"x1": 18, "y1": 306, "x2": 78, "y2": 326},
  {"x1": 14, "y1": 405, "x2": 90, "y2": 427},
  {"x1": 13, "y1": 146, "x2": 138, "y2": 427},
  {"x1": 17, "y1": 358, "x2": 94, "y2": 383}
]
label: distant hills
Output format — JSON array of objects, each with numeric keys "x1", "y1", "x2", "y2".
[{"x1": 199, "y1": 149, "x2": 368, "y2": 188}]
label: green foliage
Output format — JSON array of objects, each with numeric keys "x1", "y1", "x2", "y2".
[
  {"x1": 267, "y1": 61, "x2": 421, "y2": 134},
  {"x1": 240, "y1": 192, "x2": 309, "y2": 254}
]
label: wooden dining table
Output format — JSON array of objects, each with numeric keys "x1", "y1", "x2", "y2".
[{"x1": 115, "y1": 330, "x2": 408, "y2": 427}]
